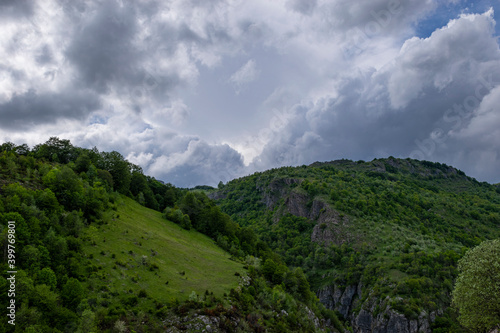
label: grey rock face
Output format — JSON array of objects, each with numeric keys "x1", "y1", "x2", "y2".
[
  {"x1": 262, "y1": 177, "x2": 303, "y2": 209},
  {"x1": 386, "y1": 311, "x2": 410, "y2": 333},
  {"x1": 418, "y1": 312, "x2": 429, "y2": 332},
  {"x1": 317, "y1": 285, "x2": 335, "y2": 309},
  {"x1": 318, "y1": 284, "x2": 434, "y2": 333},
  {"x1": 207, "y1": 191, "x2": 227, "y2": 200},
  {"x1": 339, "y1": 285, "x2": 357, "y2": 318},
  {"x1": 356, "y1": 309, "x2": 373, "y2": 332},
  {"x1": 284, "y1": 191, "x2": 310, "y2": 217}
]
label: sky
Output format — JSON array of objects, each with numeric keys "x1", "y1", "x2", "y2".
[{"x1": 1, "y1": 0, "x2": 500, "y2": 187}]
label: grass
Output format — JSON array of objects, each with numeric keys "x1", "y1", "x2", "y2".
[{"x1": 83, "y1": 196, "x2": 244, "y2": 306}]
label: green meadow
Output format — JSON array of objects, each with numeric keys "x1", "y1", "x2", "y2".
[{"x1": 84, "y1": 196, "x2": 244, "y2": 306}]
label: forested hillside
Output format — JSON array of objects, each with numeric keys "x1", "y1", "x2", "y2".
[
  {"x1": 0, "y1": 138, "x2": 343, "y2": 332},
  {"x1": 211, "y1": 158, "x2": 500, "y2": 332}
]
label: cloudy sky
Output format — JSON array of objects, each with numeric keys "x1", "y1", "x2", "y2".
[{"x1": 1, "y1": 0, "x2": 500, "y2": 187}]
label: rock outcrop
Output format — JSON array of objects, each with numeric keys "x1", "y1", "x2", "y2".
[
  {"x1": 212, "y1": 175, "x2": 444, "y2": 332},
  {"x1": 258, "y1": 177, "x2": 352, "y2": 246},
  {"x1": 259, "y1": 177, "x2": 303, "y2": 210},
  {"x1": 318, "y1": 284, "x2": 435, "y2": 333},
  {"x1": 162, "y1": 306, "x2": 336, "y2": 332}
]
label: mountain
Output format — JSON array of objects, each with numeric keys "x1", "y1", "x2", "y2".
[
  {"x1": 210, "y1": 157, "x2": 500, "y2": 332},
  {"x1": 0, "y1": 138, "x2": 342, "y2": 332},
  {"x1": 2, "y1": 138, "x2": 499, "y2": 332}
]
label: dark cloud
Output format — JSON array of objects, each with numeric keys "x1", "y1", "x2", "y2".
[
  {"x1": 149, "y1": 140, "x2": 245, "y2": 187},
  {"x1": 63, "y1": 0, "x2": 209, "y2": 107},
  {"x1": 64, "y1": 2, "x2": 140, "y2": 92},
  {"x1": 35, "y1": 44, "x2": 53, "y2": 65},
  {"x1": 0, "y1": 89, "x2": 101, "y2": 130},
  {"x1": 320, "y1": 0, "x2": 433, "y2": 35},
  {"x1": 0, "y1": 0, "x2": 34, "y2": 20},
  {"x1": 1, "y1": 0, "x2": 499, "y2": 186},
  {"x1": 286, "y1": 0, "x2": 317, "y2": 15}
]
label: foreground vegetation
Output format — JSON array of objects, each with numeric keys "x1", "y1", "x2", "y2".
[
  {"x1": 452, "y1": 239, "x2": 500, "y2": 331},
  {"x1": 0, "y1": 138, "x2": 342, "y2": 332}
]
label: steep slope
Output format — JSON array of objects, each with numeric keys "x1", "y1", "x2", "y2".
[
  {"x1": 0, "y1": 139, "x2": 341, "y2": 332},
  {"x1": 84, "y1": 195, "x2": 245, "y2": 303},
  {"x1": 211, "y1": 157, "x2": 500, "y2": 332}
]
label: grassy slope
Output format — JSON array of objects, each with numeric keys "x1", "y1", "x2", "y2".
[{"x1": 84, "y1": 196, "x2": 244, "y2": 305}]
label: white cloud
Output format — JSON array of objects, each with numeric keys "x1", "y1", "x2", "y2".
[
  {"x1": 251, "y1": 9, "x2": 500, "y2": 183},
  {"x1": 228, "y1": 59, "x2": 260, "y2": 94},
  {"x1": 388, "y1": 9, "x2": 498, "y2": 109},
  {"x1": 452, "y1": 85, "x2": 500, "y2": 147},
  {"x1": 1, "y1": 1, "x2": 500, "y2": 186}
]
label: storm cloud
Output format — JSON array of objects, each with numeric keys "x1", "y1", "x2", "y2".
[{"x1": 1, "y1": 0, "x2": 499, "y2": 186}]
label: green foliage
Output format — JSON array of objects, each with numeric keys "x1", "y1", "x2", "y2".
[
  {"x1": 261, "y1": 259, "x2": 277, "y2": 281},
  {"x1": 96, "y1": 169, "x2": 114, "y2": 189},
  {"x1": 61, "y1": 278, "x2": 84, "y2": 311},
  {"x1": 176, "y1": 191, "x2": 239, "y2": 241},
  {"x1": 9, "y1": 139, "x2": 493, "y2": 331},
  {"x1": 37, "y1": 268, "x2": 57, "y2": 290},
  {"x1": 77, "y1": 309, "x2": 97, "y2": 333},
  {"x1": 97, "y1": 151, "x2": 132, "y2": 194},
  {"x1": 1, "y1": 212, "x2": 31, "y2": 247},
  {"x1": 32, "y1": 284, "x2": 59, "y2": 313},
  {"x1": 213, "y1": 158, "x2": 500, "y2": 329},
  {"x1": 32, "y1": 137, "x2": 77, "y2": 164},
  {"x1": 452, "y1": 239, "x2": 500, "y2": 332},
  {"x1": 35, "y1": 188, "x2": 60, "y2": 212},
  {"x1": 42, "y1": 165, "x2": 84, "y2": 210},
  {"x1": 164, "y1": 207, "x2": 191, "y2": 230},
  {"x1": 130, "y1": 171, "x2": 159, "y2": 209}
]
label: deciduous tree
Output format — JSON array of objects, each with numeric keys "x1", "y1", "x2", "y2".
[{"x1": 452, "y1": 239, "x2": 500, "y2": 332}]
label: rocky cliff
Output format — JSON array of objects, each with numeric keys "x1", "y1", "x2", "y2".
[
  {"x1": 258, "y1": 178, "x2": 352, "y2": 246},
  {"x1": 254, "y1": 177, "x2": 439, "y2": 333},
  {"x1": 211, "y1": 171, "x2": 462, "y2": 332},
  {"x1": 317, "y1": 284, "x2": 438, "y2": 333}
]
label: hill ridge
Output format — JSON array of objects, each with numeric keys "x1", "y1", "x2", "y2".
[{"x1": 212, "y1": 157, "x2": 500, "y2": 332}]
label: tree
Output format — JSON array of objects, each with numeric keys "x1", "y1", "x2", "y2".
[
  {"x1": 21, "y1": 245, "x2": 41, "y2": 273},
  {"x1": 32, "y1": 284, "x2": 58, "y2": 315},
  {"x1": 37, "y1": 268, "x2": 57, "y2": 290},
  {"x1": 0, "y1": 141, "x2": 16, "y2": 152},
  {"x1": 164, "y1": 207, "x2": 191, "y2": 230},
  {"x1": 96, "y1": 169, "x2": 114, "y2": 190},
  {"x1": 33, "y1": 137, "x2": 76, "y2": 164},
  {"x1": 130, "y1": 171, "x2": 148, "y2": 197},
  {"x1": 77, "y1": 309, "x2": 97, "y2": 333},
  {"x1": 61, "y1": 278, "x2": 84, "y2": 311},
  {"x1": 74, "y1": 151, "x2": 92, "y2": 174},
  {"x1": 1, "y1": 212, "x2": 31, "y2": 247},
  {"x1": 130, "y1": 173, "x2": 159, "y2": 209},
  {"x1": 44, "y1": 229, "x2": 68, "y2": 266},
  {"x1": 35, "y1": 189, "x2": 60, "y2": 213},
  {"x1": 179, "y1": 192, "x2": 202, "y2": 227},
  {"x1": 15, "y1": 143, "x2": 30, "y2": 155},
  {"x1": 262, "y1": 259, "x2": 277, "y2": 282},
  {"x1": 452, "y1": 239, "x2": 500, "y2": 332},
  {"x1": 164, "y1": 187, "x2": 177, "y2": 207},
  {"x1": 42, "y1": 166, "x2": 84, "y2": 210},
  {"x1": 98, "y1": 151, "x2": 131, "y2": 194}
]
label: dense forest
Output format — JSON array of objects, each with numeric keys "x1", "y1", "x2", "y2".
[
  {"x1": 0, "y1": 138, "x2": 343, "y2": 332},
  {"x1": 210, "y1": 158, "x2": 500, "y2": 332},
  {"x1": 1, "y1": 138, "x2": 499, "y2": 332}
]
